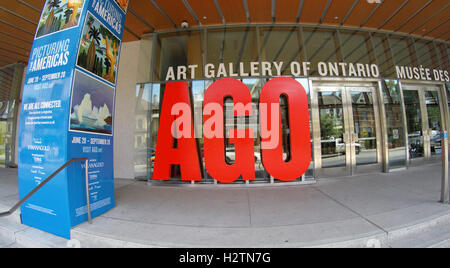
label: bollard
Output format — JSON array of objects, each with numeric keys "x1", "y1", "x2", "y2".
[{"x1": 441, "y1": 131, "x2": 449, "y2": 204}]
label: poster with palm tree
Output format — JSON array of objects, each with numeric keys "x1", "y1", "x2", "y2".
[
  {"x1": 113, "y1": 0, "x2": 129, "y2": 13},
  {"x1": 36, "y1": 0, "x2": 85, "y2": 38},
  {"x1": 77, "y1": 12, "x2": 121, "y2": 85}
]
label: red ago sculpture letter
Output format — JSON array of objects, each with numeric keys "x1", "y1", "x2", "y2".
[
  {"x1": 152, "y1": 82, "x2": 202, "y2": 181},
  {"x1": 259, "y1": 77, "x2": 311, "y2": 181},
  {"x1": 203, "y1": 78, "x2": 255, "y2": 183}
]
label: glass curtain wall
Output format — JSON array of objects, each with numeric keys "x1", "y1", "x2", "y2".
[
  {"x1": 351, "y1": 90, "x2": 378, "y2": 166},
  {"x1": 371, "y1": 33, "x2": 395, "y2": 77},
  {"x1": 134, "y1": 84, "x2": 152, "y2": 179},
  {"x1": 403, "y1": 89, "x2": 424, "y2": 159},
  {"x1": 424, "y1": 90, "x2": 442, "y2": 156},
  {"x1": 0, "y1": 64, "x2": 24, "y2": 168},
  {"x1": 0, "y1": 102, "x2": 7, "y2": 166},
  {"x1": 149, "y1": 26, "x2": 448, "y2": 82},
  {"x1": 381, "y1": 80, "x2": 407, "y2": 169},
  {"x1": 447, "y1": 83, "x2": 450, "y2": 128},
  {"x1": 135, "y1": 25, "x2": 449, "y2": 182},
  {"x1": 259, "y1": 26, "x2": 306, "y2": 75},
  {"x1": 138, "y1": 78, "x2": 315, "y2": 184},
  {"x1": 304, "y1": 28, "x2": 341, "y2": 76}
]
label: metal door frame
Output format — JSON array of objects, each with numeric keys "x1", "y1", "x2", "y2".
[
  {"x1": 346, "y1": 86, "x2": 383, "y2": 175},
  {"x1": 399, "y1": 82, "x2": 447, "y2": 166},
  {"x1": 311, "y1": 85, "x2": 350, "y2": 177},
  {"x1": 423, "y1": 87, "x2": 444, "y2": 161},
  {"x1": 311, "y1": 80, "x2": 383, "y2": 178}
]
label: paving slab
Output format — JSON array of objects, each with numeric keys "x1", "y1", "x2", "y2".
[
  {"x1": 0, "y1": 162, "x2": 450, "y2": 247},
  {"x1": 14, "y1": 227, "x2": 69, "y2": 248},
  {"x1": 247, "y1": 186, "x2": 359, "y2": 227},
  {"x1": 110, "y1": 184, "x2": 251, "y2": 227},
  {"x1": 390, "y1": 222, "x2": 450, "y2": 248},
  {"x1": 0, "y1": 168, "x2": 18, "y2": 200},
  {"x1": 314, "y1": 163, "x2": 442, "y2": 217},
  {"x1": 0, "y1": 237, "x2": 14, "y2": 248},
  {"x1": 0, "y1": 215, "x2": 27, "y2": 244},
  {"x1": 3, "y1": 242, "x2": 25, "y2": 248},
  {"x1": 367, "y1": 202, "x2": 450, "y2": 234}
]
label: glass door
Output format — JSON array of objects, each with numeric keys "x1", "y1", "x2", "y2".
[
  {"x1": 348, "y1": 87, "x2": 382, "y2": 174},
  {"x1": 315, "y1": 87, "x2": 350, "y2": 177},
  {"x1": 312, "y1": 84, "x2": 382, "y2": 177},
  {"x1": 402, "y1": 84, "x2": 445, "y2": 164},
  {"x1": 402, "y1": 89, "x2": 425, "y2": 161},
  {"x1": 424, "y1": 90, "x2": 443, "y2": 160}
]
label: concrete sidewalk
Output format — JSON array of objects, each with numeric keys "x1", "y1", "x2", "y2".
[{"x1": 1, "y1": 162, "x2": 450, "y2": 247}]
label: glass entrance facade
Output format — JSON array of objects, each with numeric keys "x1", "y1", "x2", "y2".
[
  {"x1": 311, "y1": 83, "x2": 382, "y2": 178},
  {"x1": 0, "y1": 114, "x2": 6, "y2": 166},
  {"x1": 133, "y1": 25, "x2": 449, "y2": 184},
  {"x1": 402, "y1": 84, "x2": 446, "y2": 163},
  {"x1": 0, "y1": 64, "x2": 24, "y2": 168}
]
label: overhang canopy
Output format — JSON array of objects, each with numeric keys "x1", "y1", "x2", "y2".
[{"x1": 0, "y1": 0, "x2": 449, "y2": 67}]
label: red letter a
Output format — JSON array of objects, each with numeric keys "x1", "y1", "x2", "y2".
[{"x1": 152, "y1": 82, "x2": 202, "y2": 181}]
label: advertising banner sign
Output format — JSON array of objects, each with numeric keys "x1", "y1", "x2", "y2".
[{"x1": 18, "y1": 0, "x2": 128, "y2": 238}]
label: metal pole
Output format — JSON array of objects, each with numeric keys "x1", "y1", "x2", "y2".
[
  {"x1": 85, "y1": 159, "x2": 92, "y2": 224},
  {"x1": 441, "y1": 131, "x2": 449, "y2": 204}
]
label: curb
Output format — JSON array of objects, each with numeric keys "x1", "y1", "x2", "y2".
[{"x1": 2, "y1": 211, "x2": 450, "y2": 248}]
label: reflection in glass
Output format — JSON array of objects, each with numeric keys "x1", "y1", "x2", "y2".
[
  {"x1": 157, "y1": 34, "x2": 188, "y2": 81},
  {"x1": 390, "y1": 37, "x2": 414, "y2": 67},
  {"x1": 339, "y1": 31, "x2": 371, "y2": 64},
  {"x1": 259, "y1": 27, "x2": 304, "y2": 75},
  {"x1": 280, "y1": 95, "x2": 291, "y2": 162},
  {"x1": 134, "y1": 84, "x2": 152, "y2": 179},
  {"x1": 154, "y1": 31, "x2": 203, "y2": 82},
  {"x1": 403, "y1": 90, "x2": 424, "y2": 159},
  {"x1": 424, "y1": 90, "x2": 442, "y2": 156},
  {"x1": 0, "y1": 120, "x2": 5, "y2": 166},
  {"x1": 149, "y1": 84, "x2": 161, "y2": 179},
  {"x1": 350, "y1": 91, "x2": 377, "y2": 165},
  {"x1": 243, "y1": 78, "x2": 268, "y2": 183},
  {"x1": 192, "y1": 81, "x2": 213, "y2": 184},
  {"x1": 0, "y1": 101, "x2": 7, "y2": 166},
  {"x1": 151, "y1": 26, "x2": 443, "y2": 82},
  {"x1": 201, "y1": 80, "x2": 216, "y2": 183},
  {"x1": 447, "y1": 83, "x2": 450, "y2": 130},
  {"x1": 372, "y1": 34, "x2": 395, "y2": 77},
  {"x1": 224, "y1": 96, "x2": 234, "y2": 160},
  {"x1": 414, "y1": 41, "x2": 435, "y2": 70},
  {"x1": 303, "y1": 29, "x2": 339, "y2": 75},
  {"x1": 382, "y1": 80, "x2": 406, "y2": 169},
  {"x1": 207, "y1": 28, "x2": 258, "y2": 70},
  {"x1": 318, "y1": 91, "x2": 346, "y2": 168},
  {"x1": 222, "y1": 95, "x2": 245, "y2": 184},
  {"x1": 192, "y1": 80, "x2": 205, "y2": 140},
  {"x1": 296, "y1": 78, "x2": 314, "y2": 180}
]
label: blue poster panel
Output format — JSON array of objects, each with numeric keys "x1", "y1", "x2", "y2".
[{"x1": 18, "y1": 0, "x2": 127, "y2": 239}]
